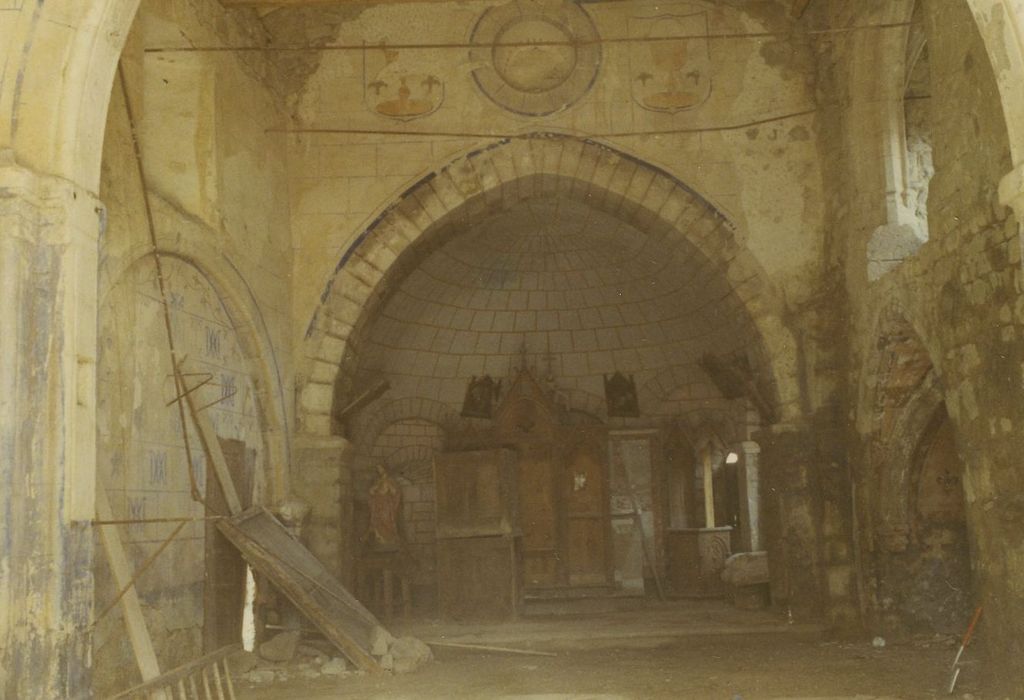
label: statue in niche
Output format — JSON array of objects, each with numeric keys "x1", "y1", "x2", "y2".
[
  {"x1": 368, "y1": 464, "x2": 402, "y2": 550},
  {"x1": 604, "y1": 372, "x2": 640, "y2": 417},
  {"x1": 462, "y1": 375, "x2": 502, "y2": 419}
]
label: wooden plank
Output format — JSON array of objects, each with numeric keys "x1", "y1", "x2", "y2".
[
  {"x1": 178, "y1": 365, "x2": 243, "y2": 515},
  {"x1": 335, "y1": 379, "x2": 390, "y2": 424},
  {"x1": 217, "y1": 506, "x2": 384, "y2": 672},
  {"x1": 95, "y1": 486, "x2": 167, "y2": 695}
]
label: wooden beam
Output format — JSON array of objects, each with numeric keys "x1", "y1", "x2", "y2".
[
  {"x1": 178, "y1": 364, "x2": 243, "y2": 515},
  {"x1": 335, "y1": 379, "x2": 390, "y2": 424},
  {"x1": 95, "y1": 486, "x2": 166, "y2": 692}
]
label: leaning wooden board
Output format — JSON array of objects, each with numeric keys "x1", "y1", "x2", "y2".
[{"x1": 217, "y1": 506, "x2": 383, "y2": 672}]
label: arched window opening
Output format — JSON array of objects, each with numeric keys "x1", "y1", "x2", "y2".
[
  {"x1": 868, "y1": 1, "x2": 934, "y2": 281},
  {"x1": 902, "y1": 5, "x2": 934, "y2": 244}
]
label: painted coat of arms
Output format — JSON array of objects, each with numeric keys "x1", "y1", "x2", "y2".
[
  {"x1": 629, "y1": 6, "x2": 712, "y2": 114},
  {"x1": 363, "y1": 43, "x2": 445, "y2": 120}
]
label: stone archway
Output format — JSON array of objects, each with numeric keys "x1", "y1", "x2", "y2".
[
  {"x1": 297, "y1": 134, "x2": 798, "y2": 437},
  {"x1": 862, "y1": 304, "x2": 974, "y2": 635}
]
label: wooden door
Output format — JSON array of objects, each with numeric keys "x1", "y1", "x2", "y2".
[
  {"x1": 204, "y1": 438, "x2": 252, "y2": 650},
  {"x1": 564, "y1": 430, "x2": 612, "y2": 586},
  {"x1": 517, "y1": 445, "x2": 561, "y2": 588}
]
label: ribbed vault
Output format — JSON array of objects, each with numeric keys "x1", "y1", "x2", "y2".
[{"x1": 347, "y1": 195, "x2": 760, "y2": 431}]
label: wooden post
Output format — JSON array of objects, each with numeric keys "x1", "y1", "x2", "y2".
[
  {"x1": 177, "y1": 363, "x2": 243, "y2": 515},
  {"x1": 95, "y1": 486, "x2": 170, "y2": 700},
  {"x1": 702, "y1": 447, "x2": 716, "y2": 529}
]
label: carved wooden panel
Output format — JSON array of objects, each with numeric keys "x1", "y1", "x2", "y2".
[
  {"x1": 564, "y1": 429, "x2": 611, "y2": 586},
  {"x1": 434, "y1": 449, "x2": 517, "y2": 538},
  {"x1": 517, "y1": 445, "x2": 560, "y2": 587},
  {"x1": 437, "y1": 536, "x2": 522, "y2": 621}
]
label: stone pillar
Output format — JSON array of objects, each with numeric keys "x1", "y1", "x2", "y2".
[
  {"x1": 738, "y1": 441, "x2": 762, "y2": 552},
  {"x1": 757, "y1": 426, "x2": 824, "y2": 620},
  {"x1": 701, "y1": 446, "x2": 716, "y2": 529},
  {"x1": 290, "y1": 435, "x2": 356, "y2": 587},
  {"x1": 0, "y1": 160, "x2": 103, "y2": 699}
]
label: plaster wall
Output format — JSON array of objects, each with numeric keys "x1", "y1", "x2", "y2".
[
  {"x1": 283, "y1": 0, "x2": 826, "y2": 360},
  {"x1": 90, "y1": 0, "x2": 293, "y2": 693}
]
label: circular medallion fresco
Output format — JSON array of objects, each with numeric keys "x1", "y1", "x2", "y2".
[{"x1": 470, "y1": 0, "x2": 601, "y2": 117}]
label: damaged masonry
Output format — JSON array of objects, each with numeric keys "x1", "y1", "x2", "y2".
[{"x1": 4, "y1": 0, "x2": 1024, "y2": 698}]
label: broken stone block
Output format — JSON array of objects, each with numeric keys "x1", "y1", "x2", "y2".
[
  {"x1": 389, "y1": 636, "x2": 433, "y2": 674},
  {"x1": 259, "y1": 630, "x2": 302, "y2": 662},
  {"x1": 380, "y1": 653, "x2": 395, "y2": 671},
  {"x1": 297, "y1": 643, "x2": 322, "y2": 658},
  {"x1": 321, "y1": 657, "x2": 348, "y2": 675},
  {"x1": 230, "y1": 650, "x2": 260, "y2": 675},
  {"x1": 370, "y1": 625, "x2": 396, "y2": 656},
  {"x1": 242, "y1": 669, "x2": 276, "y2": 684}
]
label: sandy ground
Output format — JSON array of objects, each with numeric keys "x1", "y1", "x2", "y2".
[{"x1": 239, "y1": 602, "x2": 993, "y2": 700}]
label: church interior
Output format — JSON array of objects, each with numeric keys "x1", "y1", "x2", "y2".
[{"x1": 4, "y1": 0, "x2": 1024, "y2": 697}]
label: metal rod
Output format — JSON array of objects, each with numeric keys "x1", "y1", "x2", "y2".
[
  {"x1": 93, "y1": 520, "x2": 190, "y2": 626},
  {"x1": 117, "y1": 62, "x2": 207, "y2": 507},
  {"x1": 144, "y1": 21, "x2": 915, "y2": 53},
  {"x1": 165, "y1": 373, "x2": 213, "y2": 407},
  {"x1": 93, "y1": 516, "x2": 225, "y2": 525},
  {"x1": 269, "y1": 107, "x2": 817, "y2": 139}
]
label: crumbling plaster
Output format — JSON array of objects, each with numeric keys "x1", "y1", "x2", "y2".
[{"x1": 823, "y1": 0, "x2": 1024, "y2": 692}]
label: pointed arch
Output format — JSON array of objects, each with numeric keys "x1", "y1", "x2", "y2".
[{"x1": 297, "y1": 134, "x2": 799, "y2": 435}]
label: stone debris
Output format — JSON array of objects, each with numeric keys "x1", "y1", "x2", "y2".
[
  {"x1": 241, "y1": 668, "x2": 276, "y2": 684},
  {"x1": 259, "y1": 630, "x2": 302, "y2": 662},
  {"x1": 321, "y1": 657, "x2": 349, "y2": 675},
  {"x1": 236, "y1": 625, "x2": 432, "y2": 686},
  {"x1": 370, "y1": 625, "x2": 396, "y2": 656},
  {"x1": 388, "y1": 636, "x2": 434, "y2": 674}
]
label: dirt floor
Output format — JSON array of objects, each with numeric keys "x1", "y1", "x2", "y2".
[{"x1": 239, "y1": 601, "x2": 993, "y2": 699}]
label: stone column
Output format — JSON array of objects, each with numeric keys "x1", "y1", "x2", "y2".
[
  {"x1": 739, "y1": 441, "x2": 763, "y2": 552},
  {"x1": 701, "y1": 446, "x2": 716, "y2": 528},
  {"x1": 291, "y1": 434, "x2": 356, "y2": 587},
  {"x1": 0, "y1": 160, "x2": 103, "y2": 699},
  {"x1": 757, "y1": 426, "x2": 823, "y2": 620}
]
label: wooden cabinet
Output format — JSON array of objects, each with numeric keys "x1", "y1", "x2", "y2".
[
  {"x1": 666, "y1": 527, "x2": 732, "y2": 597},
  {"x1": 436, "y1": 535, "x2": 522, "y2": 621},
  {"x1": 434, "y1": 449, "x2": 522, "y2": 619}
]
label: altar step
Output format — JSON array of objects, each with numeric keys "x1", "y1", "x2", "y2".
[{"x1": 522, "y1": 587, "x2": 645, "y2": 617}]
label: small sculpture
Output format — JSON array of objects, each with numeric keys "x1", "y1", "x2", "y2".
[
  {"x1": 368, "y1": 464, "x2": 402, "y2": 550},
  {"x1": 604, "y1": 371, "x2": 640, "y2": 417}
]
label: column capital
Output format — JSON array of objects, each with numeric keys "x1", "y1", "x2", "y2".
[
  {"x1": 740, "y1": 440, "x2": 762, "y2": 455},
  {"x1": 0, "y1": 159, "x2": 104, "y2": 246}
]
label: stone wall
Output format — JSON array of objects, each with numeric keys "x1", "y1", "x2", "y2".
[
  {"x1": 287, "y1": 0, "x2": 825, "y2": 425},
  {"x1": 821, "y1": 0, "x2": 1023, "y2": 691},
  {"x1": 90, "y1": 0, "x2": 293, "y2": 694}
]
